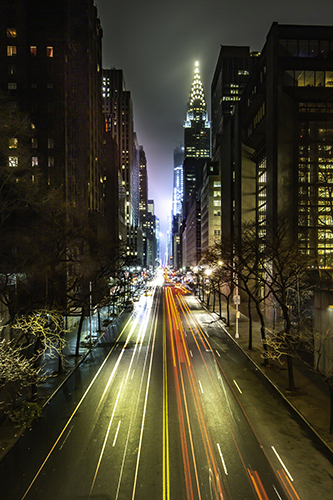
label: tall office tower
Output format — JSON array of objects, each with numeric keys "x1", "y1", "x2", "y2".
[
  {"x1": 211, "y1": 46, "x2": 257, "y2": 160},
  {"x1": 184, "y1": 61, "x2": 211, "y2": 158},
  {"x1": 0, "y1": 0, "x2": 104, "y2": 214},
  {"x1": 139, "y1": 146, "x2": 148, "y2": 266},
  {"x1": 181, "y1": 62, "x2": 211, "y2": 267},
  {"x1": 102, "y1": 68, "x2": 142, "y2": 259},
  {"x1": 146, "y1": 200, "x2": 157, "y2": 268},
  {"x1": 219, "y1": 23, "x2": 333, "y2": 270},
  {"x1": 172, "y1": 146, "x2": 184, "y2": 217},
  {"x1": 201, "y1": 161, "x2": 221, "y2": 253}
]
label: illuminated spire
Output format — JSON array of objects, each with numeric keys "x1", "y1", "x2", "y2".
[{"x1": 188, "y1": 61, "x2": 206, "y2": 111}]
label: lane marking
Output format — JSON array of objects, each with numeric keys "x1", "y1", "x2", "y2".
[
  {"x1": 199, "y1": 380, "x2": 204, "y2": 394},
  {"x1": 189, "y1": 350, "x2": 193, "y2": 357},
  {"x1": 113, "y1": 420, "x2": 121, "y2": 447},
  {"x1": 272, "y1": 485, "x2": 283, "y2": 500},
  {"x1": 90, "y1": 381, "x2": 124, "y2": 494},
  {"x1": 271, "y1": 446, "x2": 294, "y2": 482},
  {"x1": 59, "y1": 425, "x2": 74, "y2": 451},
  {"x1": 217, "y1": 443, "x2": 228, "y2": 475},
  {"x1": 215, "y1": 349, "x2": 220, "y2": 357},
  {"x1": 233, "y1": 380, "x2": 242, "y2": 394}
]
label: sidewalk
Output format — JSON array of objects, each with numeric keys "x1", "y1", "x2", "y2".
[
  {"x1": 204, "y1": 297, "x2": 333, "y2": 455},
  {"x1": 0, "y1": 308, "x2": 119, "y2": 461}
]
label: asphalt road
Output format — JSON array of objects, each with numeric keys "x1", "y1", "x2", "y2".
[{"x1": 0, "y1": 283, "x2": 332, "y2": 499}]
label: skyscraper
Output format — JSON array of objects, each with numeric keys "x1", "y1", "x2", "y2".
[
  {"x1": 0, "y1": 0, "x2": 104, "y2": 214},
  {"x1": 182, "y1": 62, "x2": 211, "y2": 268},
  {"x1": 172, "y1": 146, "x2": 184, "y2": 217},
  {"x1": 102, "y1": 68, "x2": 142, "y2": 259},
  {"x1": 184, "y1": 62, "x2": 211, "y2": 158}
]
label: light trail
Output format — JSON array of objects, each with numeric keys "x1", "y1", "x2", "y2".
[
  {"x1": 165, "y1": 287, "x2": 198, "y2": 500},
  {"x1": 20, "y1": 315, "x2": 133, "y2": 500},
  {"x1": 89, "y1": 382, "x2": 124, "y2": 495},
  {"x1": 178, "y1": 291, "x2": 302, "y2": 500},
  {"x1": 163, "y1": 297, "x2": 170, "y2": 500},
  {"x1": 217, "y1": 443, "x2": 228, "y2": 475},
  {"x1": 130, "y1": 290, "x2": 160, "y2": 500},
  {"x1": 271, "y1": 446, "x2": 294, "y2": 482}
]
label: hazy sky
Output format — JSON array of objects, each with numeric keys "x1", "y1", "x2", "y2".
[{"x1": 94, "y1": 0, "x2": 333, "y2": 258}]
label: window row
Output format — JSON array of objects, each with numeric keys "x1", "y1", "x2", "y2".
[
  {"x1": 299, "y1": 102, "x2": 333, "y2": 114},
  {"x1": 280, "y1": 39, "x2": 333, "y2": 58},
  {"x1": 8, "y1": 156, "x2": 54, "y2": 167},
  {"x1": 7, "y1": 138, "x2": 54, "y2": 148},
  {"x1": 284, "y1": 70, "x2": 333, "y2": 87},
  {"x1": 7, "y1": 46, "x2": 54, "y2": 57}
]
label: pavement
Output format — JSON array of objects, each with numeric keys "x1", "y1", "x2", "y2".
[{"x1": 1, "y1": 292, "x2": 333, "y2": 464}]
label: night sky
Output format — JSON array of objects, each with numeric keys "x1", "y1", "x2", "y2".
[{"x1": 94, "y1": 0, "x2": 333, "y2": 260}]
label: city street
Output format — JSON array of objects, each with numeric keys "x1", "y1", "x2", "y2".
[{"x1": 0, "y1": 283, "x2": 332, "y2": 499}]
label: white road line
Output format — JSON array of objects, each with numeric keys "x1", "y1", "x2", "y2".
[
  {"x1": 131, "y1": 369, "x2": 135, "y2": 380},
  {"x1": 272, "y1": 484, "x2": 283, "y2": 500},
  {"x1": 199, "y1": 380, "x2": 204, "y2": 393},
  {"x1": 233, "y1": 380, "x2": 242, "y2": 394},
  {"x1": 215, "y1": 349, "x2": 221, "y2": 357},
  {"x1": 271, "y1": 446, "x2": 294, "y2": 482},
  {"x1": 189, "y1": 350, "x2": 193, "y2": 357},
  {"x1": 59, "y1": 425, "x2": 74, "y2": 451},
  {"x1": 217, "y1": 443, "x2": 228, "y2": 475},
  {"x1": 113, "y1": 420, "x2": 121, "y2": 447}
]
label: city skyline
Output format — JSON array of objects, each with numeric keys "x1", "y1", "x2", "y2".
[{"x1": 94, "y1": 0, "x2": 333, "y2": 255}]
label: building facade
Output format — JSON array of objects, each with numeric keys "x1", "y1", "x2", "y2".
[
  {"x1": 181, "y1": 62, "x2": 211, "y2": 268},
  {"x1": 200, "y1": 161, "x2": 221, "y2": 254},
  {"x1": 102, "y1": 68, "x2": 142, "y2": 260},
  {"x1": 0, "y1": 0, "x2": 105, "y2": 215}
]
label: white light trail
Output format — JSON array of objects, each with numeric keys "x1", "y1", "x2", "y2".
[
  {"x1": 217, "y1": 443, "x2": 228, "y2": 475},
  {"x1": 271, "y1": 446, "x2": 294, "y2": 482}
]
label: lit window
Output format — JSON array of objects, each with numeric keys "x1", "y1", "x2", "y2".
[
  {"x1": 47, "y1": 138, "x2": 54, "y2": 148},
  {"x1": 31, "y1": 138, "x2": 38, "y2": 148},
  {"x1": 46, "y1": 46, "x2": 53, "y2": 57},
  {"x1": 9, "y1": 138, "x2": 18, "y2": 149},
  {"x1": 7, "y1": 46, "x2": 17, "y2": 56},
  {"x1": 8, "y1": 64, "x2": 16, "y2": 75},
  {"x1": 48, "y1": 157, "x2": 54, "y2": 167},
  {"x1": 32, "y1": 157, "x2": 38, "y2": 166},
  {"x1": 30, "y1": 46, "x2": 37, "y2": 56},
  {"x1": 8, "y1": 156, "x2": 18, "y2": 167},
  {"x1": 7, "y1": 28, "x2": 17, "y2": 38}
]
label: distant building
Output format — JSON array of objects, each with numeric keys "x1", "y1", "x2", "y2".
[
  {"x1": 182, "y1": 62, "x2": 211, "y2": 268},
  {"x1": 102, "y1": 68, "x2": 142, "y2": 261},
  {"x1": 201, "y1": 161, "x2": 221, "y2": 254},
  {"x1": 146, "y1": 200, "x2": 158, "y2": 269},
  {"x1": 184, "y1": 62, "x2": 211, "y2": 159},
  {"x1": 172, "y1": 146, "x2": 184, "y2": 217},
  {"x1": 139, "y1": 146, "x2": 148, "y2": 266}
]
